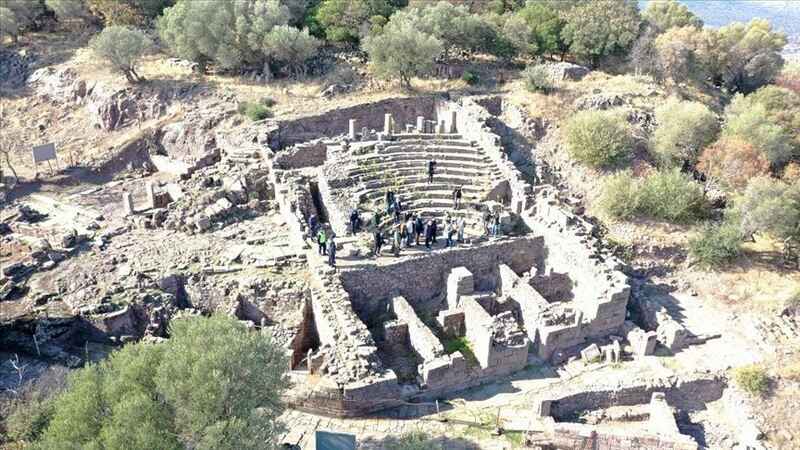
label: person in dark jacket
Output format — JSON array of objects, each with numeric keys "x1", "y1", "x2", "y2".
[
  {"x1": 308, "y1": 214, "x2": 318, "y2": 239},
  {"x1": 430, "y1": 219, "x2": 438, "y2": 244},
  {"x1": 327, "y1": 237, "x2": 336, "y2": 266},
  {"x1": 349, "y1": 209, "x2": 361, "y2": 234},
  {"x1": 424, "y1": 220, "x2": 434, "y2": 249},
  {"x1": 374, "y1": 229, "x2": 384, "y2": 256},
  {"x1": 453, "y1": 186, "x2": 463, "y2": 209},
  {"x1": 427, "y1": 160, "x2": 436, "y2": 183},
  {"x1": 415, "y1": 215, "x2": 424, "y2": 245}
]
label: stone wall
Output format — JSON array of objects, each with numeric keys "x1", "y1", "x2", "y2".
[
  {"x1": 269, "y1": 97, "x2": 438, "y2": 149},
  {"x1": 340, "y1": 237, "x2": 544, "y2": 317},
  {"x1": 391, "y1": 296, "x2": 444, "y2": 362},
  {"x1": 547, "y1": 421, "x2": 698, "y2": 450},
  {"x1": 274, "y1": 139, "x2": 329, "y2": 170}
]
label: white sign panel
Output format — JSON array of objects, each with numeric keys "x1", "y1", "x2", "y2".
[{"x1": 32, "y1": 143, "x2": 57, "y2": 164}]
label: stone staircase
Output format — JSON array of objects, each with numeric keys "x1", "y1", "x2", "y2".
[{"x1": 347, "y1": 134, "x2": 506, "y2": 229}]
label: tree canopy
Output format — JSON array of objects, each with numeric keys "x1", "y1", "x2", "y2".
[
  {"x1": 561, "y1": 0, "x2": 642, "y2": 67},
  {"x1": 34, "y1": 315, "x2": 290, "y2": 450},
  {"x1": 363, "y1": 18, "x2": 442, "y2": 87},
  {"x1": 316, "y1": 0, "x2": 393, "y2": 43},
  {"x1": 651, "y1": 97, "x2": 719, "y2": 166},
  {"x1": 642, "y1": 0, "x2": 702, "y2": 33},
  {"x1": 90, "y1": 25, "x2": 152, "y2": 83}
]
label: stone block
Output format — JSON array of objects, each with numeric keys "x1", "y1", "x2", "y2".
[
  {"x1": 416, "y1": 116, "x2": 425, "y2": 133},
  {"x1": 122, "y1": 192, "x2": 134, "y2": 216},
  {"x1": 437, "y1": 308, "x2": 465, "y2": 337},
  {"x1": 348, "y1": 119, "x2": 357, "y2": 140},
  {"x1": 580, "y1": 343, "x2": 601, "y2": 363},
  {"x1": 447, "y1": 266, "x2": 474, "y2": 309}
]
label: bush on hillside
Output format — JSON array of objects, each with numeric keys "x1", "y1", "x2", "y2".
[
  {"x1": 383, "y1": 431, "x2": 441, "y2": 450},
  {"x1": 565, "y1": 110, "x2": 634, "y2": 168},
  {"x1": 600, "y1": 169, "x2": 707, "y2": 223},
  {"x1": 689, "y1": 220, "x2": 744, "y2": 269},
  {"x1": 90, "y1": 26, "x2": 152, "y2": 83},
  {"x1": 34, "y1": 315, "x2": 289, "y2": 450},
  {"x1": 734, "y1": 365, "x2": 770, "y2": 397},
  {"x1": 461, "y1": 70, "x2": 479, "y2": 85},
  {"x1": 389, "y1": 2, "x2": 498, "y2": 56},
  {"x1": 724, "y1": 96, "x2": 795, "y2": 166},
  {"x1": 262, "y1": 25, "x2": 320, "y2": 76},
  {"x1": 737, "y1": 177, "x2": 800, "y2": 242},
  {"x1": 523, "y1": 64, "x2": 556, "y2": 93},
  {"x1": 503, "y1": 1, "x2": 568, "y2": 58},
  {"x1": 638, "y1": 168, "x2": 707, "y2": 222},
  {"x1": 238, "y1": 101, "x2": 273, "y2": 121},
  {"x1": 4, "y1": 367, "x2": 69, "y2": 444},
  {"x1": 45, "y1": 0, "x2": 93, "y2": 24},
  {"x1": 715, "y1": 19, "x2": 787, "y2": 94},
  {"x1": 0, "y1": 0, "x2": 44, "y2": 43},
  {"x1": 651, "y1": 98, "x2": 719, "y2": 166},
  {"x1": 598, "y1": 170, "x2": 640, "y2": 220},
  {"x1": 697, "y1": 138, "x2": 771, "y2": 192},
  {"x1": 87, "y1": 0, "x2": 174, "y2": 26}
]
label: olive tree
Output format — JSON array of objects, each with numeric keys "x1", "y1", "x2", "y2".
[
  {"x1": 315, "y1": 0, "x2": 393, "y2": 43},
  {"x1": 503, "y1": 0, "x2": 567, "y2": 58},
  {"x1": 158, "y1": 0, "x2": 293, "y2": 72},
  {"x1": 642, "y1": 0, "x2": 702, "y2": 33},
  {"x1": 90, "y1": 26, "x2": 152, "y2": 83},
  {"x1": 34, "y1": 315, "x2": 290, "y2": 450},
  {"x1": 651, "y1": 97, "x2": 719, "y2": 166},
  {"x1": 715, "y1": 19, "x2": 787, "y2": 94},
  {"x1": 560, "y1": 0, "x2": 641, "y2": 67},
  {"x1": 46, "y1": 0, "x2": 93, "y2": 24},
  {"x1": 362, "y1": 19, "x2": 442, "y2": 87},
  {"x1": 262, "y1": 25, "x2": 320, "y2": 76},
  {"x1": 565, "y1": 109, "x2": 634, "y2": 168},
  {"x1": 1, "y1": 0, "x2": 44, "y2": 43},
  {"x1": 390, "y1": 2, "x2": 497, "y2": 56}
]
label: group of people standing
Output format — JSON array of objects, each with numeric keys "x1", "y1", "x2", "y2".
[
  {"x1": 372, "y1": 212, "x2": 466, "y2": 257},
  {"x1": 307, "y1": 213, "x2": 337, "y2": 267}
]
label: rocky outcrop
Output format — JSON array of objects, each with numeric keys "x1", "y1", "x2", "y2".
[{"x1": 543, "y1": 62, "x2": 590, "y2": 81}]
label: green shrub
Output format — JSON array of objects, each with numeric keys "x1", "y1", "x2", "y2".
[
  {"x1": 260, "y1": 96, "x2": 277, "y2": 107},
  {"x1": 3, "y1": 366, "x2": 68, "y2": 444},
  {"x1": 565, "y1": 110, "x2": 634, "y2": 168},
  {"x1": 689, "y1": 221, "x2": 744, "y2": 268},
  {"x1": 384, "y1": 431, "x2": 441, "y2": 450},
  {"x1": 598, "y1": 170, "x2": 640, "y2": 220},
  {"x1": 651, "y1": 98, "x2": 719, "y2": 167},
  {"x1": 461, "y1": 70, "x2": 479, "y2": 85},
  {"x1": 238, "y1": 102, "x2": 272, "y2": 121},
  {"x1": 638, "y1": 168, "x2": 707, "y2": 222},
  {"x1": 600, "y1": 169, "x2": 707, "y2": 222},
  {"x1": 523, "y1": 64, "x2": 556, "y2": 93},
  {"x1": 734, "y1": 365, "x2": 770, "y2": 397},
  {"x1": 35, "y1": 315, "x2": 289, "y2": 450}
]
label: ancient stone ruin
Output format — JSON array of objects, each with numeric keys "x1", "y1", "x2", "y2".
[{"x1": 256, "y1": 97, "x2": 631, "y2": 417}]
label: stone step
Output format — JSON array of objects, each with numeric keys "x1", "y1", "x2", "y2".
[
  {"x1": 378, "y1": 145, "x2": 481, "y2": 157},
  {"x1": 359, "y1": 185, "x2": 483, "y2": 200},
  {"x1": 362, "y1": 174, "x2": 496, "y2": 191},
  {"x1": 390, "y1": 134, "x2": 466, "y2": 143},
  {"x1": 353, "y1": 152, "x2": 491, "y2": 167},
  {"x1": 352, "y1": 167, "x2": 491, "y2": 181}
]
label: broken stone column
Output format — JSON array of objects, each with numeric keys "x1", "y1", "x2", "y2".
[
  {"x1": 447, "y1": 267, "x2": 474, "y2": 309},
  {"x1": 628, "y1": 327, "x2": 657, "y2": 357},
  {"x1": 348, "y1": 119, "x2": 357, "y2": 140},
  {"x1": 416, "y1": 116, "x2": 425, "y2": 133},
  {"x1": 449, "y1": 110, "x2": 458, "y2": 133},
  {"x1": 383, "y1": 113, "x2": 393, "y2": 134},
  {"x1": 438, "y1": 120, "x2": 446, "y2": 134},
  {"x1": 146, "y1": 182, "x2": 156, "y2": 209},
  {"x1": 122, "y1": 192, "x2": 134, "y2": 216}
]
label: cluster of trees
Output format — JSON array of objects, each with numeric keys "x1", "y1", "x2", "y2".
[
  {"x1": 635, "y1": 2, "x2": 787, "y2": 93},
  {"x1": 3, "y1": 315, "x2": 289, "y2": 450}
]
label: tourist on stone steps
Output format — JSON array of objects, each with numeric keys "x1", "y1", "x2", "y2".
[
  {"x1": 393, "y1": 225, "x2": 402, "y2": 257},
  {"x1": 398, "y1": 221, "x2": 407, "y2": 247},
  {"x1": 483, "y1": 211, "x2": 492, "y2": 236},
  {"x1": 431, "y1": 219, "x2": 439, "y2": 244},
  {"x1": 327, "y1": 236, "x2": 336, "y2": 267},
  {"x1": 427, "y1": 160, "x2": 437, "y2": 183},
  {"x1": 385, "y1": 190, "x2": 395, "y2": 214},
  {"x1": 317, "y1": 228, "x2": 327, "y2": 255},
  {"x1": 405, "y1": 217, "x2": 415, "y2": 247},
  {"x1": 393, "y1": 199, "x2": 402, "y2": 224},
  {"x1": 308, "y1": 213, "x2": 319, "y2": 239},
  {"x1": 415, "y1": 215, "x2": 424, "y2": 245},
  {"x1": 372, "y1": 210, "x2": 383, "y2": 229},
  {"x1": 444, "y1": 211, "x2": 452, "y2": 227},
  {"x1": 492, "y1": 214, "x2": 501, "y2": 237},
  {"x1": 453, "y1": 186, "x2": 463, "y2": 209},
  {"x1": 424, "y1": 219, "x2": 434, "y2": 249},
  {"x1": 446, "y1": 222, "x2": 458, "y2": 248},
  {"x1": 349, "y1": 209, "x2": 361, "y2": 234},
  {"x1": 457, "y1": 217, "x2": 466, "y2": 242},
  {"x1": 374, "y1": 228, "x2": 384, "y2": 256}
]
